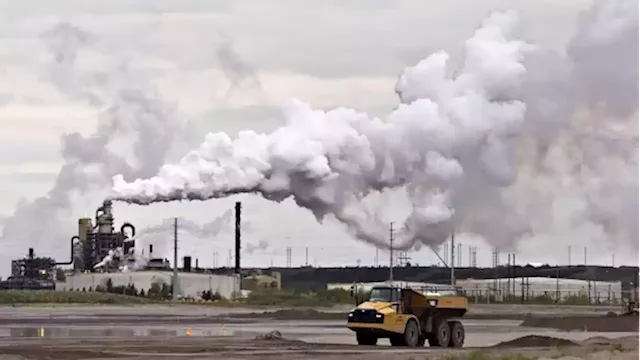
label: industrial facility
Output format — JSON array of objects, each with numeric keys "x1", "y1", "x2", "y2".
[
  {"x1": 73, "y1": 200, "x2": 137, "y2": 272},
  {"x1": 1, "y1": 196, "x2": 638, "y2": 305},
  {"x1": 0, "y1": 247, "x2": 73, "y2": 290},
  {"x1": 2, "y1": 199, "x2": 247, "y2": 298}
]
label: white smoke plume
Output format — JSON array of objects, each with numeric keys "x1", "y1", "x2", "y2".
[
  {"x1": 510, "y1": 0, "x2": 638, "y2": 256},
  {"x1": 0, "y1": 22, "x2": 182, "y2": 262},
  {"x1": 109, "y1": 4, "x2": 639, "y2": 261},
  {"x1": 217, "y1": 30, "x2": 263, "y2": 100},
  {"x1": 130, "y1": 209, "x2": 233, "y2": 242},
  {"x1": 244, "y1": 239, "x2": 269, "y2": 255},
  {"x1": 109, "y1": 11, "x2": 532, "y2": 251}
]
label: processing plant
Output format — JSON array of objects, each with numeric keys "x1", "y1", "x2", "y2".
[
  {"x1": 0, "y1": 246, "x2": 73, "y2": 290},
  {"x1": 73, "y1": 199, "x2": 138, "y2": 273}
]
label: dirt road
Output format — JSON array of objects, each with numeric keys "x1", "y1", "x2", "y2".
[
  {"x1": 0, "y1": 334, "x2": 637, "y2": 360},
  {"x1": 0, "y1": 304, "x2": 636, "y2": 360}
]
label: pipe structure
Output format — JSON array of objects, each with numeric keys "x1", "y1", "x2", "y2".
[
  {"x1": 120, "y1": 223, "x2": 136, "y2": 238},
  {"x1": 55, "y1": 236, "x2": 78, "y2": 266},
  {"x1": 94, "y1": 205, "x2": 104, "y2": 229}
]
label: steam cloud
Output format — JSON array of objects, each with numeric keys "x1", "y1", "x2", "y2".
[
  {"x1": 131, "y1": 209, "x2": 233, "y2": 241},
  {"x1": 110, "y1": 11, "x2": 532, "y2": 250},
  {"x1": 217, "y1": 30, "x2": 263, "y2": 100},
  {"x1": 244, "y1": 240, "x2": 269, "y2": 255},
  {"x1": 1, "y1": 21, "x2": 260, "y2": 272},
  {"x1": 110, "y1": 4, "x2": 638, "y2": 259},
  {"x1": 1, "y1": 23, "x2": 181, "y2": 262}
]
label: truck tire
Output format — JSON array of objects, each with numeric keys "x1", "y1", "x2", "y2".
[
  {"x1": 356, "y1": 332, "x2": 377, "y2": 345},
  {"x1": 448, "y1": 320, "x2": 465, "y2": 348},
  {"x1": 402, "y1": 319, "x2": 420, "y2": 347},
  {"x1": 428, "y1": 318, "x2": 450, "y2": 347}
]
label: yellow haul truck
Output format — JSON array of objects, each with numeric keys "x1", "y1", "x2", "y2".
[{"x1": 347, "y1": 285, "x2": 468, "y2": 347}]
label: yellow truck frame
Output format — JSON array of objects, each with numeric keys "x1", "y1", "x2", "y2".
[{"x1": 346, "y1": 285, "x2": 468, "y2": 347}]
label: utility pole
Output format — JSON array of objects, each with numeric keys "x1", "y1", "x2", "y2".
[
  {"x1": 450, "y1": 232, "x2": 455, "y2": 287},
  {"x1": 389, "y1": 222, "x2": 394, "y2": 282},
  {"x1": 305, "y1": 247, "x2": 309, "y2": 267},
  {"x1": 471, "y1": 247, "x2": 477, "y2": 268},
  {"x1": 512, "y1": 253, "x2": 516, "y2": 296},
  {"x1": 507, "y1": 254, "x2": 511, "y2": 297},
  {"x1": 443, "y1": 245, "x2": 448, "y2": 267},
  {"x1": 568, "y1": 245, "x2": 571, "y2": 266},
  {"x1": 172, "y1": 217, "x2": 178, "y2": 300},
  {"x1": 398, "y1": 253, "x2": 411, "y2": 267},
  {"x1": 612, "y1": 254, "x2": 615, "y2": 268},
  {"x1": 286, "y1": 247, "x2": 292, "y2": 267}
]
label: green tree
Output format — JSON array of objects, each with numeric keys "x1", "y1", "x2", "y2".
[
  {"x1": 105, "y1": 278, "x2": 114, "y2": 293},
  {"x1": 55, "y1": 268, "x2": 66, "y2": 282}
]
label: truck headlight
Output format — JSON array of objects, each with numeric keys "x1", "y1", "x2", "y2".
[
  {"x1": 428, "y1": 300, "x2": 437, "y2": 307},
  {"x1": 348, "y1": 312, "x2": 353, "y2": 317},
  {"x1": 375, "y1": 313, "x2": 382, "y2": 318}
]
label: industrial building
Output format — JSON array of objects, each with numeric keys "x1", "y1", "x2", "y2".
[
  {"x1": 327, "y1": 281, "x2": 456, "y2": 295},
  {"x1": 327, "y1": 277, "x2": 628, "y2": 304},
  {"x1": 74, "y1": 200, "x2": 137, "y2": 272},
  {"x1": 455, "y1": 277, "x2": 624, "y2": 303},
  {"x1": 241, "y1": 270, "x2": 282, "y2": 291},
  {"x1": 56, "y1": 271, "x2": 240, "y2": 299}
]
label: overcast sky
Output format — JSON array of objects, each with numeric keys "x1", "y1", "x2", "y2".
[{"x1": 3, "y1": 0, "x2": 626, "y2": 272}]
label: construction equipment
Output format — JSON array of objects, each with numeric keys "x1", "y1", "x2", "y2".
[{"x1": 346, "y1": 284, "x2": 468, "y2": 347}]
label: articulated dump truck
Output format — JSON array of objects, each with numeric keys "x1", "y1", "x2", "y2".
[{"x1": 346, "y1": 285, "x2": 468, "y2": 347}]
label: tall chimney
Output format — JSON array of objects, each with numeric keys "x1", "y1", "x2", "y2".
[{"x1": 235, "y1": 201, "x2": 241, "y2": 274}]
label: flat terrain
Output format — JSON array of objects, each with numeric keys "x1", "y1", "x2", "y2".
[{"x1": 0, "y1": 304, "x2": 636, "y2": 360}]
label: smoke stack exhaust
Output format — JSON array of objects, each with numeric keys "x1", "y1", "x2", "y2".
[{"x1": 235, "y1": 201, "x2": 241, "y2": 274}]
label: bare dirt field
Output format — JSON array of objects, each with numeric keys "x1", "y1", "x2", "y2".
[{"x1": 0, "y1": 304, "x2": 636, "y2": 360}]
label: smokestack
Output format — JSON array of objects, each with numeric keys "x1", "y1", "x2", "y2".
[
  {"x1": 235, "y1": 201, "x2": 241, "y2": 274},
  {"x1": 183, "y1": 256, "x2": 192, "y2": 272}
]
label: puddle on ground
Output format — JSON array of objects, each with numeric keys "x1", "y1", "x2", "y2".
[{"x1": 0, "y1": 327, "x2": 245, "y2": 338}]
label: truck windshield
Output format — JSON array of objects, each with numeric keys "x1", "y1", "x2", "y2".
[{"x1": 368, "y1": 288, "x2": 393, "y2": 302}]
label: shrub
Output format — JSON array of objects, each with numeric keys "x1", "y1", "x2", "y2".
[{"x1": 0, "y1": 290, "x2": 153, "y2": 305}]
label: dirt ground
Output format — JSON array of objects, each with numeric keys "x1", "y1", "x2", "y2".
[
  {"x1": 521, "y1": 313, "x2": 639, "y2": 332},
  {"x1": 0, "y1": 304, "x2": 637, "y2": 360},
  {"x1": 0, "y1": 334, "x2": 637, "y2": 360}
]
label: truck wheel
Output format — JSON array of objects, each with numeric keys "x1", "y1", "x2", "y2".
[
  {"x1": 403, "y1": 319, "x2": 420, "y2": 347},
  {"x1": 428, "y1": 318, "x2": 450, "y2": 347},
  {"x1": 448, "y1": 320, "x2": 465, "y2": 348},
  {"x1": 356, "y1": 332, "x2": 377, "y2": 345}
]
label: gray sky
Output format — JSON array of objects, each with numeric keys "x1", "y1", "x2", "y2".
[{"x1": 3, "y1": 0, "x2": 627, "y2": 272}]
